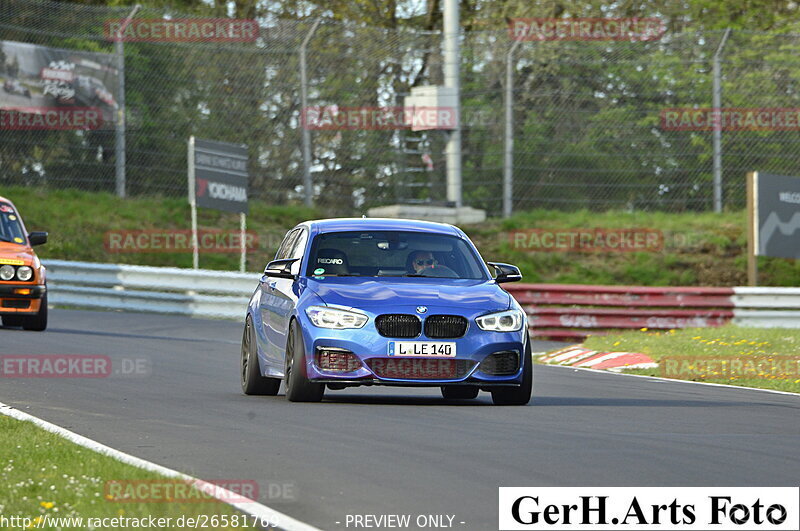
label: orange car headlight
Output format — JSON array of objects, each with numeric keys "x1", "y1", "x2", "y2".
[
  {"x1": 16, "y1": 266, "x2": 33, "y2": 281},
  {"x1": 0, "y1": 264, "x2": 14, "y2": 281}
]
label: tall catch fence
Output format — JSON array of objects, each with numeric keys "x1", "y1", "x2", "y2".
[{"x1": 2, "y1": 0, "x2": 799, "y2": 215}]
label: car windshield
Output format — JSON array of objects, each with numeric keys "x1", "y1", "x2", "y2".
[
  {"x1": 0, "y1": 203, "x2": 26, "y2": 244},
  {"x1": 306, "y1": 231, "x2": 488, "y2": 280}
]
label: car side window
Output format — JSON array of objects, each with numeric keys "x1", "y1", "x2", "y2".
[
  {"x1": 275, "y1": 229, "x2": 299, "y2": 260},
  {"x1": 289, "y1": 229, "x2": 308, "y2": 260}
]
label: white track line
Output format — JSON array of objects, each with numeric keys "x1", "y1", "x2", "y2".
[
  {"x1": 541, "y1": 364, "x2": 800, "y2": 398},
  {"x1": 0, "y1": 401, "x2": 321, "y2": 531},
  {"x1": 606, "y1": 362, "x2": 659, "y2": 372}
]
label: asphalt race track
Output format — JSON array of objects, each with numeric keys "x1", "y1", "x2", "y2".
[{"x1": 2, "y1": 309, "x2": 799, "y2": 530}]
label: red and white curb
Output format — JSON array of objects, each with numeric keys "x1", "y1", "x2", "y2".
[{"x1": 538, "y1": 346, "x2": 658, "y2": 372}]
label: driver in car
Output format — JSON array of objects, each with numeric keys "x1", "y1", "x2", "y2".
[{"x1": 409, "y1": 250, "x2": 438, "y2": 274}]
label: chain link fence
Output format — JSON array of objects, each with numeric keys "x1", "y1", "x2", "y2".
[
  {"x1": 463, "y1": 28, "x2": 800, "y2": 213},
  {"x1": 2, "y1": 0, "x2": 799, "y2": 215}
]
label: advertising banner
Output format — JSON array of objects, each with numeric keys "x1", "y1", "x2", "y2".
[
  {"x1": 192, "y1": 138, "x2": 249, "y2": 214},
  {"x1": 0, "y1": 39, "x2": 119, "y2": 129},
  {"x1": 754, "y1": 173, "x2": 800, "y2": 259}
]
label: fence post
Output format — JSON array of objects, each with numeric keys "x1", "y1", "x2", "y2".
[
  {"x1": 114, "y1": 4, "x2": 140, "y2": 199},
  {"x1": 503, "y1": 40, "x2": 522, "y2": 218},
  {"x1": 712, "y1": 28, "x2": 732, "y2": 213},
  {"x1": 443, "y1": 0, "x2": 462, "y2": 207},
  {"x1": 300, "y1": 19, "x2": 321, "y2": 208}
]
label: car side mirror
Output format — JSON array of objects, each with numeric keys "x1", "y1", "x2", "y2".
[
  {"x1": 487, "y1": 262, "x2": 522, "y2": 284},
  {"x1": 263, "y1": 258, "x2": 299, "y2": 280},
  {"x1": 28, "y1": 232, "x2": 48, "y2": 246}
]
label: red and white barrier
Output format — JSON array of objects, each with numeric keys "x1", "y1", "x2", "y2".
[{"x1": 506, "y1": 284, "x2": 800, "y2": 340}]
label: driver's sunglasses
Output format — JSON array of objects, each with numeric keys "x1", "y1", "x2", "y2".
[{"x1": 415, "y1": 259, "x2": 437, "y2": 266}]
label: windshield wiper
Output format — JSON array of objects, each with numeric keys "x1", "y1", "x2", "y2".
[
  {"x1": 403, "y1": 274, "x2": 427, "y2": 277},
  {"x1": 321, "y1": 273, "x2": 362, "y2": 277}
]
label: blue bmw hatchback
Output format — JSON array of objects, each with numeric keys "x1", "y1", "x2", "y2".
[{"x1": 240, "y1": 218, "x2": 532, "y2": 405}]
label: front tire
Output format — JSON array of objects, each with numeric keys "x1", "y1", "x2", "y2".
[
  {"x1": 441, "y1": 386, "x2": 479, "y2": 400},
  {"x1": 491, "y1": 335, "x2": 533, "y2": 406},
  {"x1": 2, "y1": 315, "x2": 24, "y2": 327},
  {"x1": 241, "y1": 315, "x2": 280, "y2": 395},
  {"x1": 22, "y1": 293, "x2": 47, "y2": 331},
  {"x1": 284, "y1": 320, "x2": 324, "y2": 402}
]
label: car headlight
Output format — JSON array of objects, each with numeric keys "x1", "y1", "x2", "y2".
[
  {"x1": 306, "y1": 306, "x2": 368, "y2": 329},
  {"x1": 0, "y1": 265, "x2": 14, "y2": 281},
  {"x1": 476, "y1": 309, "x2": 524, "y2": 332},
  {"x1": 16, "y1": 266, "x2": 33, "y2": 281}
]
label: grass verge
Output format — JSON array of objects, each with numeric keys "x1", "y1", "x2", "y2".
[
  {"x1": 0, "y1": 415, "x2": 257, "y2": 530},
  {"x1": 579, "y1": 325, "x2": 800, "y2": 393},
  {"x1": 4, "y1": 186, "x2": 316, "y2": 272},
  {"x1": 4, "y1": 186, "x2": 800, "y2": 285},
  {"x1": 468, "y1": 208, "x2": 800, "y2": 286}
]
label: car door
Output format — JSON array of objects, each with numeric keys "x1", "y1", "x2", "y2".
[
  {"x1": 270, "y1": 227, "x2": 308, "y2": 369},
  {"x1": 261, "y1": 227, "x2": 308, "y2": 372},
  {"x1": 258, "y1": 228, "x2": 300, "y2": 372}
]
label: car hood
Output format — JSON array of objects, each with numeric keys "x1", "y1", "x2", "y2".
[
  {"x1": 0, "y1": 242, "x2": 35, "y2": 265},
  {"x1": 306, "y1": 277, "x2": 511, "y2": 312}
]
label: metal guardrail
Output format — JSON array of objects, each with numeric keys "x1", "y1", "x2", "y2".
[
  {"x1": 46, "y1": 260, "x2": 256, "y2": 320},
  {"x1": 730, "y1": 287, "x2": 800, "y2": 328},
  {"x1": 45, "y1": 261, "x2": 800, "y2": 332}
]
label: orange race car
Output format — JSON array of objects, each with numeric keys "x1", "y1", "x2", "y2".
[{"x1": 0, "y1": 196, "x2": 48, "y2": 331}]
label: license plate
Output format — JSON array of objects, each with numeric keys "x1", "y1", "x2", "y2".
[
  {"x1": 369, "y1": 358, "x2": 457, "y2": 379},
  {"x1": 388, "y1": 341, "x2": 456, "y2": 357}
]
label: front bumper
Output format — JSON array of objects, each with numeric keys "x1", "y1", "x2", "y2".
[
  {"x1": 0, "y1": 284, "x2": 46, "y2": 314},
  {"x1": 297, "y1": 307, "x2": 527, "y2": 386}
]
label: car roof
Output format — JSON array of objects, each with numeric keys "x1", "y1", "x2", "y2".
[{"x1": 304, "y1": 218, "x2": 463, "y2": 237}]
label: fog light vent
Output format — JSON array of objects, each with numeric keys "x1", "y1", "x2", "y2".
[
  {"x1": 315, "y1": 348, "x2": 362, "y2": 372},
  {"x1": 479, "y1": 351, "x2": 519, "y2": 375},
  {"x1": 2, "y1": 299, "x2": 30, "y2": 309}
]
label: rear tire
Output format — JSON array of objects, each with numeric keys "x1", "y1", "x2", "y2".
[
  {"x1": 491, "y1": 336, "x2": 533, "y2": 406},
  {"x1": 22, "y1": 293, "x2": 47, "y2": 331},
  {"x1": 441, "y1": 386, "x2": 479, "y2": 400},
  {"x1": 284, "y1": 320, "x2": 324, "y2": 402},
  {"x1": 241, "y1": 315, "x2": 280, "y2": 396}
]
